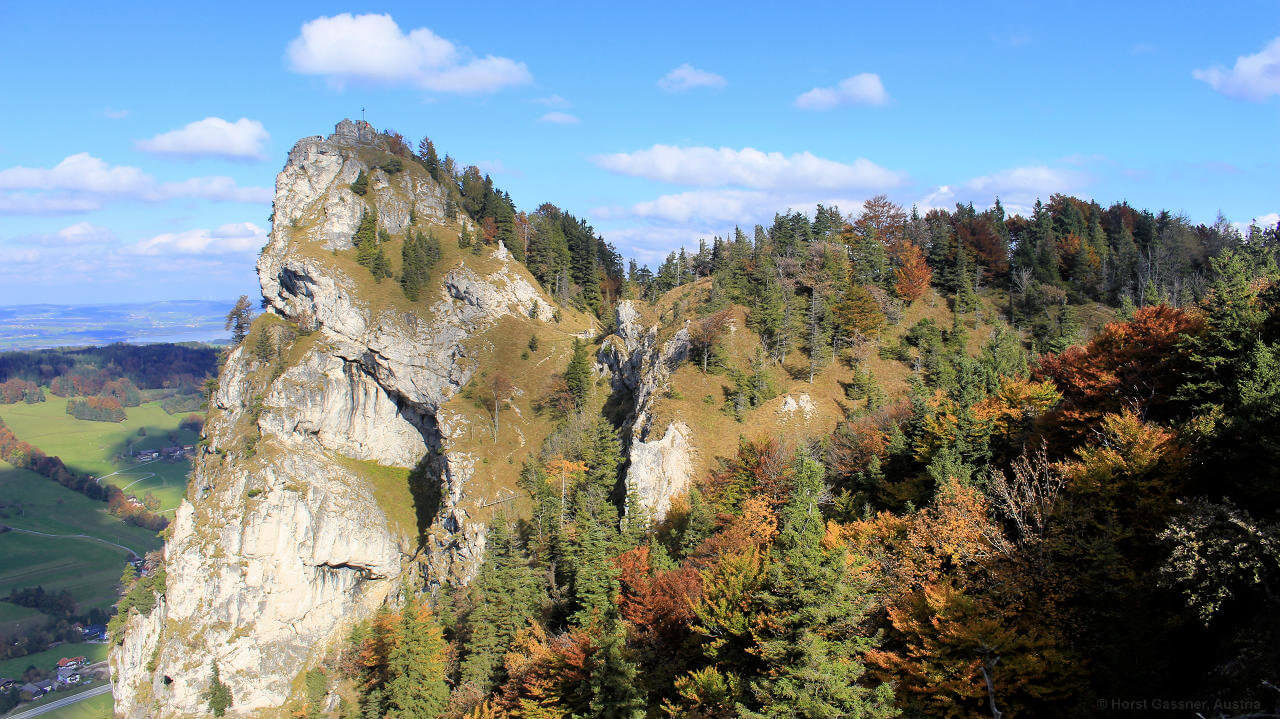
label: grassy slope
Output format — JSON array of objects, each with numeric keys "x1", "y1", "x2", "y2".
[
  {"x1": 34, "y1": 690, "x2": 114, "y2": 719},
  {"x1": 14, "y1": 690, "x2": 115, "y2": 719},
  {"x1": 0, "y1": 463, "x2": 160, "y2": 616},
  {"x1": 645, "y1": 280, "x2": 1010, "y2": 482},
  {"x1": 439, "y1": 309, "x2": 597, "y2": 526},
  {"x1": 0, "y1": 396, "x2": 196, "y2": 511},
  {"x1": 0, "y1": 397, "x2": 182, "y2": 623}
]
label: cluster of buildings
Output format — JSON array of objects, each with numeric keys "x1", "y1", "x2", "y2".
[
  {"x1": 133, "y1": 444, "x2": 194, "y2": 462},
  {"x1": 0, "y1": 654, "x2": 92, "y2": 701}
]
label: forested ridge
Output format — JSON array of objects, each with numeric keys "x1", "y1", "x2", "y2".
[{"x1": 224, "y1": 126, "x2": 1280, "y2": 718}]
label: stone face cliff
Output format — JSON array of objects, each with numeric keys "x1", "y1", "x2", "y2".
[
  {"x1": 111, "y1": 120, "x2": 565, "y2": 717},
  {"x1": 600, "y1": 302, "x2": 696, "y2": 521}
]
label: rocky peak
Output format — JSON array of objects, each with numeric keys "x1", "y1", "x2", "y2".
[
  {"x1": 111, "y1": 121, "x2": 559, "y2": 717},
  {"x1": 333, "y1": 117, "x2": 380, "y2": 145}
]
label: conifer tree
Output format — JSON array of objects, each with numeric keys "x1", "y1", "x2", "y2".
[
  {"x1": 459, "y1": 518, "x2": 544, "y2": 693},
  {"x1": 350, "y1": 169, "x2": 369, "y2": 196},
  {"x1": 224, "y1": 295, "x2": 252, "y2": 345},
  {"x1": 564, "y1": 339, "x2": 592, "y2": 407},
  {"x1": 204, "y1": 661, "x2": 233, "y2": 717},
  {"x1": 585, "y1": 621, "x2": 647, "y2": 718},
  {"x1": 384, "y1": 597, "x2": 449, "y2": 719},
  {"x1": 741, "y1": 453, "x2": 895, "y2": 718}
]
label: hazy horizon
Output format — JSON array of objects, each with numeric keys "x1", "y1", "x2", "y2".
[{"x1": 1, "y1": 2, "x2": 1276, "y2": 306}]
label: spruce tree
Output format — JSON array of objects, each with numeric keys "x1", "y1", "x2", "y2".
[
  {"x1": 585, "y1": 621, "x2": 647, "y2": 718},
  {"x1": 350, "y1": 169, "x2": 369, "y2": 196},
  {"x1": 204, "y1": 661, "x2": 233, "y2": 717},
  {"x1": 566, "y1": 484, "x2": 622, "y2": 625},
  {"x1": 564, "y1": 339, "x2": 592, "y2": 407},
  {"x1": 741, "y1": 453, "x2": 895, "y2": 718},
  {"x1": 384, "y1": 598, "x2": 449, "y2": 719},
  {"x1": 353, "y1": 209, "x2": 379, "y2": 269},
  {"x1": 458, "y1": 518, "x2": 544, "y2": 693}
]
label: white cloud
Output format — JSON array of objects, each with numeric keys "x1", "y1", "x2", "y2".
[
  {"x1": 794, "y1": 73, "x2": 889, "y2": 110},
  {"x1": 137, "y1": 117, "x2": 269, "y2": 160},
  {"x1": 128, "y1": 222, "x2": 267, "y2": 256},
  {"x1": 591, "y1": 144, "x2": 904, "y2": 191},
  {"x1": 0, "y1": 154, "x2": 271, "y2": 214},
  {"x1": 475, "y1": 160, "x2": 522, "y2": 177},
  {"x1": 54, "y1": 222, "x2": 115, "y2": 245},
  {"x1": 539, "y1": 111, "x2": 580, "y2": 125},
  {"x1": 157, "y1": 177, "x2": 272, "y2": 203},
  {"x1": 287, "y1": 13, "x2": 532, "y2": 94},
  {"x1": 963, "y1": 166, "x2": 1084, "y2": 197},
  {"x1": 596, "y1": 190, "x2": 871, "y2": 261},
  {"x1": 1193, "y1": 36, "x2": 1280, "y2": 101},
  {"x1": 0, "y1": 194, "x2": 102, "y2": 215},
  {"x1": 918, "y1": 165, "x2": 1089, "y2": 215},
  {"x1": 0, "y1": 246, "x2": 41, "y2": 264},
  {"x1": 0, "y1": 153, "x2": 152, "y2": 195},
  {"x1": 658, "y1": 64, "x2": 726, "y2": 92},
  {"x1": 1235, "y1": 212, "x2": 1280, "y2": 235},
  {"x1": 605, "y1": 189, "x2": 769, "y2": 225},
  {"x1": 103, "y1": 108, "x2": 130, "y2": 119}
]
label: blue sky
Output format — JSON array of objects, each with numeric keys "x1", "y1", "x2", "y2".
[{"x1": 0, "y1": 1, "x2": 1277, "y2": 305}]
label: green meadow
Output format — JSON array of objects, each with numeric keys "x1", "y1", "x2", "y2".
[
  {"x1": 0, "y1": 642, "x2": 109, "y2": 681},
  {"x1": 0, "y1": 462, "x2": 162, "y2": 615},
  {"x1": 0, "y1": 394, "x2": 196, "y2": 639},
  {"x1": 0, "y1": 395, "x2": 197, "y2": 511},
  {"x1": 36, "y1": 690, "x2": 115, "y2": 719}
]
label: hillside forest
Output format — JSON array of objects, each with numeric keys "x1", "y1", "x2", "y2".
[{"x1": 217, "y1": 127, "x2": 1280, "y2": 718}]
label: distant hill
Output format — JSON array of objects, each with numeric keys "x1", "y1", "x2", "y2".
[{"x1": 0, "y1": 300, "x2": 233, "y2": 350}]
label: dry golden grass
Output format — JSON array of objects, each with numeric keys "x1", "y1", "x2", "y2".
[{"x1": 644, "y1": 284, "x2": 1007, "y2": 481}]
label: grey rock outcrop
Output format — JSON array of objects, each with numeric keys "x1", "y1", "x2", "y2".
[
  {"x1": 111, "y1": 121, "x2": 557, "y2": 717},
  {"x1": 599, "y1": 301, "x2": 696, "y2": 520}
]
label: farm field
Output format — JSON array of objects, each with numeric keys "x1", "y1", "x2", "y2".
[
  {"x1": 0, "y1": 461, "x2": 164, "y2": 617},
  {"x1": 0, "y1": 642, "x2": 108, "y2": 680},
  {"x1": 0, "y1": 395, "x2": 197, "y2": 511},
  {"x1": 0, "y1": 397, "x2": 190, "y2": 625},
  {"x1": 35, "y1": 689, "x2": 114, "y2": 719}
]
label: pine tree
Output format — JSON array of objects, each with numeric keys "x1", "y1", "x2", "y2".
[
  {"x1": 585, "y1": 621, "x2": 647, "y2": 718},
  {"x1": 350, "y1": 169, "x2": 369, "y2": 196},
  {"x1": 459, "y1": 518, "x2": 544, "y2": 693},
  {"x1": 204, "y1": 661, "x2": 233, "y2": 717},
  {"x1": 567, "y1": 484, "x2": 623, "y2": 625},
  {"x1": 741, "y1": 453, "x2": 895, "y2": 718},
  {"x1": 416, "y1": 136, "x2": 440, "y2": 179},
  {"x1": 224, "y1": 295, "x2": 252, "y2": 344},
  {"x1": 353, "y1": 209, "x2": 379, "y2": 267},
  {"x1": 384, "y1": 598, "x2": 449, "y2": 719},
  {"x1": 253, "y1": 328, "x2": 273, "y2": 363},
  {"x1": 564, "y1": 339, "x2": 592, "y2": 407}
]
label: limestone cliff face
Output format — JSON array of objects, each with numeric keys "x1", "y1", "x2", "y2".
[
  {"x1": 111, "y1": 120, "x2": 557, "y2": 717},
  {"x1": 599, "y1": 301, "x2": 695, "y2": 520}
]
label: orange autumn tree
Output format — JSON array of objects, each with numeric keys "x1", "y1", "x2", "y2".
[
  {"x1": 703, "y1": 437, "x2": 794, "y2": 515},
  {"x1": 848, "y1": 480, "x2": 1081, "y2": 717},
  {"x1": 832, "y1": 284, "x2": 886, "y2": 344},
  {"x1": 1033, "y1": 304, "x2": 1201, "y2": 444},
  {"x1": 892, "y1": 241, "x2": 932, "y2": 302}
]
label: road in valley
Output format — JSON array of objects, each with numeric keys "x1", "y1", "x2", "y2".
[{"x1": 4, "y1": 683, "x2": 111, "y2": 719}]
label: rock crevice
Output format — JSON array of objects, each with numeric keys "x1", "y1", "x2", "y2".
[{"x1": 599, "y1": 301, "x2": 696, "y2": 520}]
